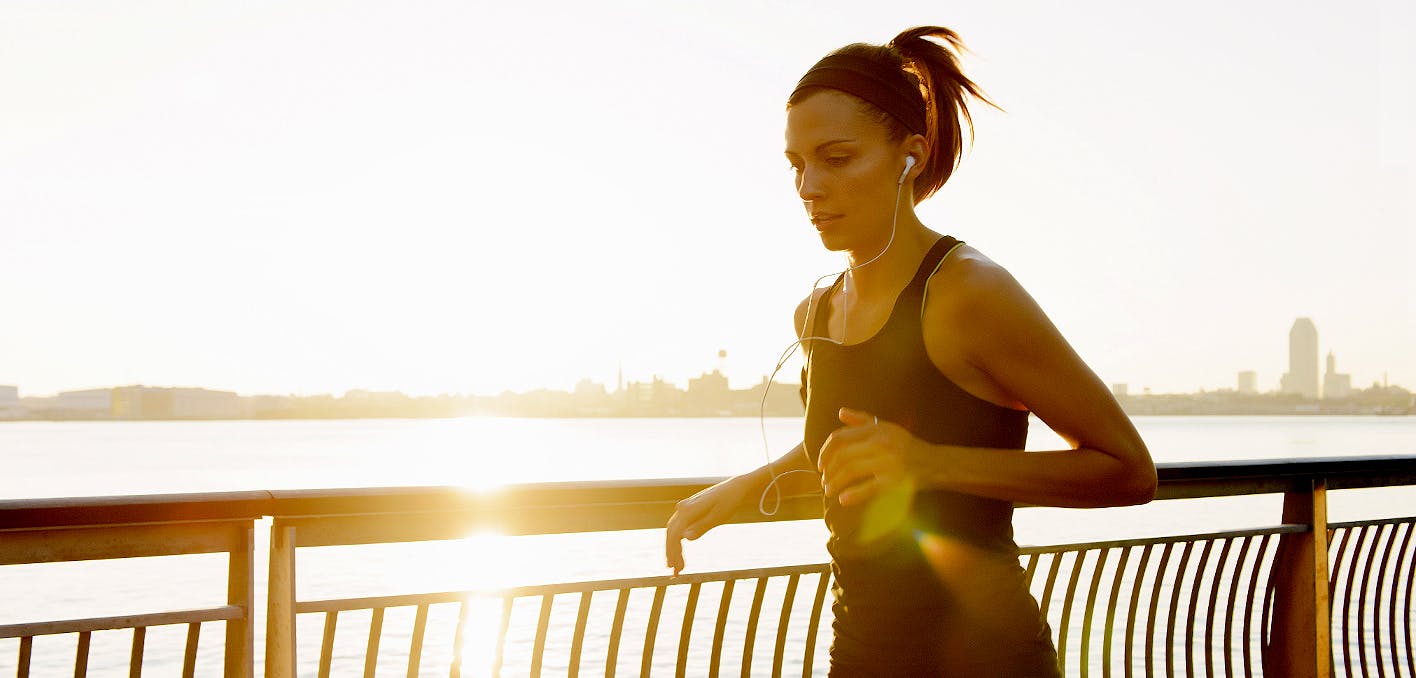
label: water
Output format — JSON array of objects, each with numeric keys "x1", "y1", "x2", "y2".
[{"x1": 2, "y1": 415, "x2": 1414, "y2": 675}]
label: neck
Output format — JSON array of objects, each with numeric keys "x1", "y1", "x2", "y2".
[{"x1": 843, "y1": 211, "x2": 933, "y2": 298}]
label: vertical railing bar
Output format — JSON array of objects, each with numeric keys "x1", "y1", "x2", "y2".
[
  {"x1": 676, "y1": 583, "x2": 702, "y2": 678},
  {"x1": 1329, "y1": 525, "x2": 1355, "y2": 601},
  {"x1": 1081, "y1": 547, "x2": 1111, "y2": 678},
  {"x1": 1103, "y1": 546, "x2": 1133, "y2": 678},
  {"x1": 772, "y1": 574, "x2": 801, "y2": 678},
  {"x1": 605, "y1": 589, "x2": 631, "y2": 678},
  {"x1": 1343, "y1": 525, "x2": 1372, "y2": 678},
  {"x1": 801, "y1": 570, "x2": 830, "y2": 678},
  {"x1": 182, "y1": 622, "x2": 201, "y2": 678},
  {"x1": 530, "y1": 594, "x2": 554, "y2": 678},
  {"x1": 364, "y1": 607, "x2": 385, "y2": 678},
  {"x1": 1040, "y1": 551, "x2": 1066, "y2": 621},
  {"x1": 406, "y1": 604, "x2": 429, "y2": 678},
  {"x1": 568, "y1": 591, "x2": 593, "y2": 678},
  {"x1": 18, "y1": 635, "x2": 34, "y2": 678},
  {"x1": 1125, "y1": 543, "x2": 1156, "y2": 678},
  {"x1": 130, "y1": 626, "x2": 147, "y2": 678},
  {"x1": 641, "y1": 586, "x2": 667, "y2": 678},
  {"x1": 1024, "y1": 552, "x2": 1042, "y2": 588},
  {"x1": 1357, "y1": 523, "x2": 1388, "y2": 678},
  {"x1": 1183, "y1": 539, "x2": 1215, "y2": 678},
  {"x1": 1058, "y1": 549, "x2": 1089, "y2": 673},
  {"x1": 740, "y1": 577, "x2": 769, "y2": 678},
  {"x1": 1325, "y1": 525, "x2": 1354, "y2": 673},
  {"x1": 1145, "y1": 542, "x2": 1176, "y2": 678},
  {"x1": 1402, "y1": 523, "x2": 1416, "y2": 678},
  {"x1": 225, "y1": 524, "x2": 255, "y2": 678},
  {"x1": 1400, "y1": 520, "x2": 1416, "y2": 678},
  {"x1": 319, "y1": 611, "x2": 339, "y2": 678},
  {"x1": 1223, "y1": 536, "x2": 1255, "y2": 678},
  {"x1": 448, "y1": 598, "x2": 470, "y2": 678},
  {"x1": 1165, "y1": 540, "x2": 1196, "y2": 678},
  {"x1": 1385, "y1": 522, "x2": 1414, "y2": 678},
  {"x1": 709, "y1": 580, "x2": 735, "y2": 678},
  {"x1": 266, "y1": 523, "x2": 298, "y2": 678},
  {"x1": 1203, "y1": 537, "x2": 1235, "y2": 678},
  {"x1": 1241, "y1": 534, "x2": 1273, "y2": 678},
  {"x1": 74, "y1": 630, "x2": 92, "y2": 678},
  {"x1": 1267, "y1": 530, "x2": 1291, "y2": 678},
  {"x1": 1370, "y1": 522, "x2": 1400, "y2": 678},
  {"x1": 491, "y1": 595, "x2": 513, "y2": 678}
]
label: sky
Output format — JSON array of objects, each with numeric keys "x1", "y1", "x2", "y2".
[{"x1": 2, "y1": 0, "x2": 1412, "y2": 398}]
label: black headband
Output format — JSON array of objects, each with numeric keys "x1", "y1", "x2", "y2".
[{"x1": 790, "y1": 53, "x2": 926, "y2": 136}]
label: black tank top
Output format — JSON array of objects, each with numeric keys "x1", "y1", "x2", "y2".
[
  {"x1": 801, "y1": 236, "x2": 1061, "y2": 676},
  {"x1": 802, "y1": 236, "x2": 1029, "y2": 597}
]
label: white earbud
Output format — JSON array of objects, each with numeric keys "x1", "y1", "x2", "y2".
[{"x1": 898, "y1": 155, "x2": 916, "y2": 185}]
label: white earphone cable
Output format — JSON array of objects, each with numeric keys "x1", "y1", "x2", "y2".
[{"x1": 756, "y1": 167, "x2": 909, "y2": 515}]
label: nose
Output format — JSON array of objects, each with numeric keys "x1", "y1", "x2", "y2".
[{"x1": 796, "y1": 163, "x2": 825, "y2": 203}]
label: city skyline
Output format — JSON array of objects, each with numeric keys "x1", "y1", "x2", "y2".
[
  {"x1": 3, "y1": 1, "x2": 1412, "y2": 399},
  {"x1": 3, "y1": 313, "x2": 1406, "y2": 400}
]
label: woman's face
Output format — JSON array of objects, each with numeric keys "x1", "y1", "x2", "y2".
[{"x1": 785, "y1": 90, "x2": 906, "y2": 252}]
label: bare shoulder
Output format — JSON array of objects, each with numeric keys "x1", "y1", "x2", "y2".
[
  {"x1": 925, "y1": 243, "x2": 1037, "y2": 323},
  {"x1": 919, "y1": 243, "x2": 1062, "y2": 410}
]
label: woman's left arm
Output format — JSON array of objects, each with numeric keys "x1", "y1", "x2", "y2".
[{"x1": 819, "y1": 260, "x2": 1158, "y2": 509}]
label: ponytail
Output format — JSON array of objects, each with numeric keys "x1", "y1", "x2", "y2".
[
  {"x1": 788, "y1": 26, "x2": 997, "y2": 203},
  {"x1": 890, "y1": 27, "x2": 995, "y2": 201}
]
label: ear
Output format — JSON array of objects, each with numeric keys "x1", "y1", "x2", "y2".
[{"x1": 901, "y1": 133, "x2": 928, "y2": 182}]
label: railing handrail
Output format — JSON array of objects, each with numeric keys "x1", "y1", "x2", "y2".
[
  {"x1": 4, "y1": 454, "x2": 1414, "y2": 677},
  {"x1": 3, "y1": 455, "x2": 1414, "y2": 531}
]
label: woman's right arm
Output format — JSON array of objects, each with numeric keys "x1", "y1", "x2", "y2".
[
  {"x1": 665, "y1": 293, "x2": 825, "y2": 575},
  {"x1": 664, "y1": 442, "x2": 815, "y2": 575}
]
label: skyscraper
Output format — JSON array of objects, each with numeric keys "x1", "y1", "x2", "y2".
[
  {"x1": 1323, "y1": 352, "x2": 1352, "y2": 399},
  {"x1": 1280, "y1": 318, "x2": 1319, "y2": 398},
  {"x1": 1237, "y1": 371, "x2": 1257, "y2": 394}
]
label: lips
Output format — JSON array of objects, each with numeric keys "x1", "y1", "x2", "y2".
[{"x1": 811, "y1": 213, "x2": 843, "y2": 229}]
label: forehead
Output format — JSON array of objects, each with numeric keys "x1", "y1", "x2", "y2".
[{"x1": 784, "y1": 89, "x2": 887, "y2": 153}]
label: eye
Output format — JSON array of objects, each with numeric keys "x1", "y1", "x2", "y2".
[{"x1": 825, "y1": 155, "x2": 850, "y2": 167}]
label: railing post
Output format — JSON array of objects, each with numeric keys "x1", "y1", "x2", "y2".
[
  {"x1": 1266, "y1": 478, "x2": 1331, "y2": 678},
  {"x1": 225, "y1": 523, "x2": 255, "y2": 678},
  {"x1": 265, "y1": 521, "x2": 298, "y2": 678}
]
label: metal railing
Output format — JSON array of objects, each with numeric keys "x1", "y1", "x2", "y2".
[{"x1": 2, "y1": 455, "x2": 1414, "y2": 677}]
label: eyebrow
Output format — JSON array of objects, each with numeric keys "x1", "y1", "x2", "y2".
[{"x1": 784, "y1": 138, "x2": 856, "y2": 157}]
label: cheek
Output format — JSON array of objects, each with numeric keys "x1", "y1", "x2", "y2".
[{"x1": 839, "y1": 163, "x2": 894, "y2": 203}]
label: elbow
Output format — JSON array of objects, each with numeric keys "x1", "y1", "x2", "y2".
[{"x1": 1114, "y1": 460, "x2": 1158, "y2": 506}]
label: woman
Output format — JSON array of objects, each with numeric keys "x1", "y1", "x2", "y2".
[{"x1": 665, "y1": 26, "x2": 1156, "y2": 676}]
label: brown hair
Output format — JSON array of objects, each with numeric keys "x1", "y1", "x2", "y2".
[{"x1": 787, "y1": 26, "x2": 998, "y2": 203}]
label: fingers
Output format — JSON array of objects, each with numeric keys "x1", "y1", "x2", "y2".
[
  {"x1": 822, "y1": 455, "x2": 877, "y2": 494},
  {"x1": 665, "y1": 532, "x2": 684, "y2": 576},
  {"x1": 665, "y1": 501, "x2": 714, "y2": 576},
  {"x1": 836, "y1": 475, "x2": 885, "y2": 507},
  {"x1": 837, "y1": 407, "x2": 876, "y2": 427},
  {"x1": 817, "y1": 425, "x2": 875, "y2": 473},
  {"x1": 665, "y1": 503, "x2": 702, "y2": 576}
]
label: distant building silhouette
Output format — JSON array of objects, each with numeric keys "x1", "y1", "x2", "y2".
[
  {"x1": 1323, "y1": 352, "x2": 1352, "y2": 399},
  {"x1": 1237, "y1": 371, "x2": 1258, "y2": 395},
  {"x1": 112, "y1": 386, "x2": 241, "y2": 419},
  {"x1": 1111, "y1": 384, "x2": 1128, "y2": 398},
  {"x1": 1281, "y1": 318, "x2": 1319, "y2": 399},
  {"x1": 686, "y1": 369, "x2": 731, "y2": 416},
  {"x1": 0, "y1": 385, "x2": 18, "y2": 418}
]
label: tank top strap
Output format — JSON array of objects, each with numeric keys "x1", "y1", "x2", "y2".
[
  {"x1": 902, "y1": 236, "x2": 964, "y2": 300},
  {"x1": 808, "y1": 272, "x2": 847, "y2": 344}
]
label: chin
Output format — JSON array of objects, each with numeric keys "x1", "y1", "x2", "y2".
[{"x1": 815, "y1": 230, "x2": 852, "y2": 252}]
